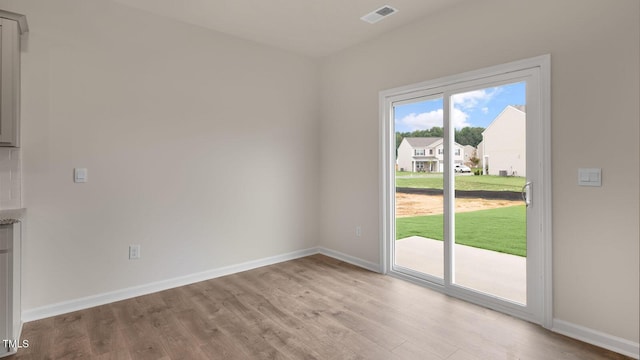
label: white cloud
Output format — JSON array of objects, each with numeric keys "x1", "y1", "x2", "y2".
[
  {"x1": 396, "y1": 110, "x2": 443, "y2": 131},
  {"x1": 397, "y1": 107, "x2": 471, "y2": 131},
  {"x1": 452, "y1": 89, "x2": 495, "y2": 109},
  {"x1": 451, "y1": 87, "x2": 502, "y2": 129},
  {"x1": 451, "y1": 107, "x2": 472, "y2": 129},
  {"x1": 397, "y1": 86, "x2": 503, "y2": 131}
]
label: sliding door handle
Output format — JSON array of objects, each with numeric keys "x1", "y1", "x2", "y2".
[{"x1": 521, "y1": 182, "x2": 532, "y2": 207}]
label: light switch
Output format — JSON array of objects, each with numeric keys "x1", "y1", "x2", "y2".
[
  {"x1": 579, "y1": 171, "x2": 590, "y2": 182},
  {"x1": 74, "y1": 168, "x2": 88, "y2": 183},
  {"x1": 578, "y1": 168, "x2": 601, "y2": 187}
]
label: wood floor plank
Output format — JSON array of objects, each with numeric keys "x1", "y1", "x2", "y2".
[
  {"x1": 231, "y1": 271, "x2": 405, "y2": 360},
  {"x1": 207, "y1": 306, "x2": 292, "y2": 360},
  {"x1": 13, "y1": 318, "x2": 55, "y2": 360},
  {"x1": 175, "y1": 308, "x2": 247, "y2": 359},
  {"x1": 91, "y1": 340, "x2": 133, "y2": 360},
  {"x1": 391, "y1": 340, "x2": 446, "y2": 360},
  {"x1": 268, "y1": 263, "x2": 458, "y2": 360},
  {"x1": 137, "y1": 292, "x2": 210, "y2": 360},
  {"x1": 158, "y1": 285, "x2": 197, "y2": 314},
  {"x1": 84, "y1": 305, "x2": 123, "y2": 356},
  {"x1": 446, "y1": 349, "x2": 483, "y2": 360},
  {"x1": 221, "y1": 273, "x2": 360, "y2": 359},
  {"x1": 213, "y1": 280, "x2": 323, "y2": 360},
  {"x1": 198, "y1": 339, "x2": 249, "y2": 360},
  {"x1": 50, "y1": 311, "x2": 92, "y2": 360},
  {"x1": 110, "y1": 296, "x2": 148, "y2": 330},
  {"x1": 225, "y1": 274, "x2": 401, "y2": 360},
  {"x1": 271, "y1": 259, "x2": 460, "y2": 358},
  {"x1": 236, "y1": 266, "x2": 408, "y2": 352},
  {"x1": 12, "y1": 255, "x2": 633, "y2": 360},
  {"x1": 209, "y1": 279, "x2": 318, "y2": 355}
]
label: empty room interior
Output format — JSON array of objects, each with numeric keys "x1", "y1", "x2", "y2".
[{"x1": 0, "y1": 0, "x2": 638, "y2": 359}]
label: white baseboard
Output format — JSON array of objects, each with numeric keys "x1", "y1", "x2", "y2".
[
  {"x1": 552, "y1": 319, "x2": 639, "y2": 359},
  {"x1": 317, "y1": 247, "x2": 381, "y2": 273},
  {"x1": 22, "y1": 247, "x2": 320, "y2": 322}
]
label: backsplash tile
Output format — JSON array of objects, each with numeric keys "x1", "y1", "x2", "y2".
[{"x1": 0, "y1": 148, "x2": 21, "y2": 209}]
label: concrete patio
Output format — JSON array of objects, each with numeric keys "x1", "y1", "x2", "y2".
[{"x1": 395, "y1": 236, "x2": 526, "y2": 304}]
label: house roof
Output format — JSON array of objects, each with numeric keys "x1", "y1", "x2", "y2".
[
  {"x1": 513, "y1": 105, "x2": 526, "y2": 113},
  {"x1": 403, "y1": 137, "x2": 442, "y2": 148},
  {"x1": 482, "y1": 105, "x2": 526, "y2": 134}
]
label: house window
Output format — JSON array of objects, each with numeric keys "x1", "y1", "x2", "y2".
[
  {"x1": 455, "y1": 149, "x2": 461, "y2": 156},
  {"x1": 429, "y1": 149, "x2": 433, "y2": 155},
  {"x1": 415, "y1": 149, "x2": 425, "y2": 156},
  {"x1": 438, "y1": 148, "x2": 443, "y2": 155}
]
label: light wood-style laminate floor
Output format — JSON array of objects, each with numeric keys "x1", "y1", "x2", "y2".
[{"x1": 12, "y1": 255, "x2": 631, "y2": 359}]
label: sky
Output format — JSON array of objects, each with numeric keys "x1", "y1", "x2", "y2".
[{"x1": 394, "y1": 82, "x2": 525, "y2": 133}]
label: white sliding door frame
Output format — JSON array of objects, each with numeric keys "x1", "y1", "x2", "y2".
[{"x1": 379, "y1": 55, "x2": 552, "y2": 328}]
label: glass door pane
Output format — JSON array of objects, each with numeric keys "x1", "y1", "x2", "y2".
[
  {"x1": 451, "y1": 82, "x2": 528, "y2": 304},
  {"x1": 393, "y1": 96, "x2": 444, "y2": 281}
]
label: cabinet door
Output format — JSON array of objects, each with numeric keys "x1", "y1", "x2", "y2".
[
  {"x1": 10, "y1": 223, "x2": 19, "y2": 349},
  {"x1": 0, "y1": 18, "x2": 19, "y2": 147},
  {"x1": 0, "y1": 228, "x2": 9, "y2": 357}
]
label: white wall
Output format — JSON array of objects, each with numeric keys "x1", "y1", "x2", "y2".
[
  {"x1": 320, "y1": 0, "x2": 639, "y2": 346},
  {"x1": 0, "y1": 0, "x2": 320, "y2": 310}
]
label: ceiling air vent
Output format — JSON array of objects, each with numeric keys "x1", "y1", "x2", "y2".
[{"x1": 361, "y1": 5, "x2": 398, "y2": 24}]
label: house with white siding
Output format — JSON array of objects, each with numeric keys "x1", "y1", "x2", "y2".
[
  {"x1": 463, "y1": 145, "x2": 477, "y2": 165},
  {"x1": 397, "y1": 137, "x2": 465, "y2": 172},
  {"x1": 480, "y1": 105, "x2": 526, "y2": 176}
]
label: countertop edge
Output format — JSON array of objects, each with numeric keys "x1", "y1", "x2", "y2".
[{"x1": 0, "y1": 208, "x2": 26, "y2": 222}]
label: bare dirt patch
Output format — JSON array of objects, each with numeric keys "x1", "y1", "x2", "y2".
[{"x1": 396, "y1": 193, "x2": 522, "y2": 217}]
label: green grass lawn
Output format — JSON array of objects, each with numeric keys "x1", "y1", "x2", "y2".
[
  {"x1": 395, "y1": 205, "x2": 526, "y2": 256},
  {"x1": 396, "y1": 174, "x2": 525, "y2": 192}
]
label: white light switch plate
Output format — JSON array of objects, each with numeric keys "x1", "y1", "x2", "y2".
[
  {"x1": 578, "y1": 168, "x2": 601, "y2": 187},
  {"x1": 74, "y1": 168, "x2": 88, "y2": 183},
  {"x1": 129, "y1": 245, "x2": 140, "y2": 260}
]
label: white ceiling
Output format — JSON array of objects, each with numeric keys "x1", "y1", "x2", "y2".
[{"x1": 110, "y1": 0, "x2": 466, "y2": 58}]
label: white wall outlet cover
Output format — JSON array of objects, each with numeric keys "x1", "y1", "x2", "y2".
[{"x1": 74, "y1": 168, "x2": 88, "y2": 183}]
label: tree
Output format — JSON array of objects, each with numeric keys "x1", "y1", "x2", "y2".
[
  {"x1": 469, "y1": 155, "x2": 480, "y2": 167},
  {"x1": 454, "y1": 127, "x2": 484, "y2": 147},
  {"x1": 396, "y1": 126, "x2": 484, "y2": 154},
  {"x1": 395, "y1": 127, "x2": 445, "y2": 153}
]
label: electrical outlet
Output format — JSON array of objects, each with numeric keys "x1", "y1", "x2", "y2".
[
  {"x1": 355, "y1": 226, "x2": 362, "y2": 237},
  {"x1": 129, "y1": 245, "x2": 141, "y2": 260}
]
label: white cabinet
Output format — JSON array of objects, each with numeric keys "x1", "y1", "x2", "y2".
[
  {"x1": 0, "y1": 222, "x2": 20, "y2": 358},
  {"x1": 0, "y1": 232, "x2": 8, "y2": 356},
  {"x1": 0, "y1": 11, "x2": 27, "y2": 147}
]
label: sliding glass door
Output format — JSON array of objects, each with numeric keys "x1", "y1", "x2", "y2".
[{"x1": 382, "y1": 56, "x2": 551, "y2": 325}]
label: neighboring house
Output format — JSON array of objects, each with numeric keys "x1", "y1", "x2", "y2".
[
  {"x1": 480, "y1": 105, "x2": 526, "y2": 176},
  {"x1": 463, "y1": 145, "x2": 476, "y2": 166},
  {"x1": 397, "y1": 137, "x2": 465, "y2": 172}
]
